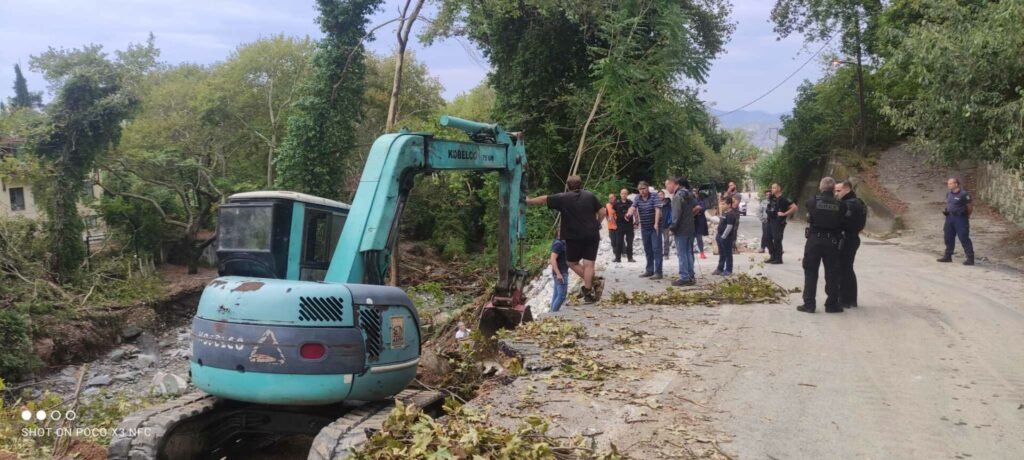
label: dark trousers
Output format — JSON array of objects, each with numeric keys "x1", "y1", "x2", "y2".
[
  {"x1": 768, "y1": 220, "x2": 787, "y2": 261},
  {"x1": 640, "y1": 227, "x2": 663, "y2": 275},
  {"x1": 609, "y1": 228, "x2": 620, "y2": 259},
  {"x1": 716, "y1": 236, "x2": 734, "y2": 273},
  {"x1": 803, "y1": 234, "x2": 841, "y2": 310},
  {"x1": 943, "y1": 215, "x2": 974, "y2": 258},
  {"x1": 838, "y1": 235, "x2": 860, "y2": 306},
  {"x1": 614, "y1": 225, "x2": 634, "y2": 259},
  {"x1": 760, "y1": 221, "x2": 770, "y2": 250}
]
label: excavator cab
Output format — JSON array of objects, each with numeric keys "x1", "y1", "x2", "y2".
[{"x1": 216, "y1": 191, "x2": 350, "y2": 281}]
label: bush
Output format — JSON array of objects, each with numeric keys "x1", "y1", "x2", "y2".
[{"x1": 0, "y1": 309, "x2": 34, "y2": 381}]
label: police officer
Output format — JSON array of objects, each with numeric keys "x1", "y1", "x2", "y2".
[
  {"x1": 797, "y1": 177, "x2": 847, "y2": 313},
  {"x1": 765, "y1": 182, "x2": 797, "y2": 264},
  {"x1": 835, "y1": 180, "x2": 866, "y2": 308},
  {"x1": 937, "y1": 177, "x2": 975, "y2": 265}
]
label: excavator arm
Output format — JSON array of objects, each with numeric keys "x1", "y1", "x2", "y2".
[{"x1": 324, "y1": 116, "x2": 529, "y2": 332}]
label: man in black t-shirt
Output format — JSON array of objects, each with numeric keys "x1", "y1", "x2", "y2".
[
  {"x1": 527, "y1": 175, "x2": 607, "y2": 303},
  {"x1": 766, "y1": 182, "x2": 797, "y2": 264}
]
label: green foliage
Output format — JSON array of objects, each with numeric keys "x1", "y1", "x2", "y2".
[
  {"x1": 771, "y1": 0, "x2": 883, "y2": 56},
  {"x1": 9, "y1": 64, "x2": 42, "y2": 109},
  {"x1": 351, "y1": 400, "x2": 624, "y2": 459},
  {"x1": 0, "y1": 309, "x2": 33, "y2": 380},
  {"x1": 274, "y1": 0, "x2": 382, "y2": 197},
  {"x1": 427, "y1": 0, "x2": 733, "y2": 192},
  {"x1": 875, "y1": 0, "x2": 1024, "y2": 166},
  {"x1": 205, "y1": 35, "x2": 315, "y2": 187},
  {"x1": 605, "y1": 274, "x2": 787, "y2": 306},
  {"x1": 28, "y1": 37, "x2": 159, "y2": 280}
]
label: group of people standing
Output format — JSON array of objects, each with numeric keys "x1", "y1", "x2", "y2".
[{"x1": 533, "y1": 171, "x2": 976, "y2": 315}]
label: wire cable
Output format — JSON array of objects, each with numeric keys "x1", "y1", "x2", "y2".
[{"x1": 716, "y1": 36, "x2": 835, "y2": 118}]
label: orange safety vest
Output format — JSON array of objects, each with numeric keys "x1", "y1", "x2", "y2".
[{"x1": 606, "y1": 202, "x2": 618, "y2": 230}]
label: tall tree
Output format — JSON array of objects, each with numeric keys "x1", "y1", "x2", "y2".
[
  {"x1": 771, "y1": 0, "x2": 884, "y2": 154},
  {"x1": 105, "y1": 65, "x2": 225, "y2": 274},
  {"x1": 876, "y1": 0, "x2": 1024, "y2": 166},
  {"x1": 427, "y1": 0, "x2": 733, "y2": 190},
  {"x1": 274, "y1": 0, "x2": 383, "y2": 198},
  {"x1": 28, "y1": 37, "x2": 158, "y2": 280},
  {"x1": 206, "y1": 36, "x2": 315, "y2": 188},
  {"x1": 9, "y1": 64, "x2": 42, "y2": 109},
  {"x1": 385, "y1": 0, "x2": 426, "y2": 132}
]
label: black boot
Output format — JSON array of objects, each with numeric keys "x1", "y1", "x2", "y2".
[
  {"x1": 937, "y1": 255, "x2": 952, "y2": 263},
  {"x1": 796, "y1": 304, "x2": 815, "y2": 313},
  {"x1": 963, "y1": 255, "x2": 975, "y2": 266}
]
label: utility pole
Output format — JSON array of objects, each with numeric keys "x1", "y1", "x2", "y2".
[{"x1": 853, "y1": 19, "x2": 867, "y2": 155}]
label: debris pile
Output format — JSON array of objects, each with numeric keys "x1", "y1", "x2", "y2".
[
  {"x1": 605, "y1": 274, "x2": 787, "y2": 306},
  {"x1": 349, "y1": 400, "x2": 626, "y2": 460}
]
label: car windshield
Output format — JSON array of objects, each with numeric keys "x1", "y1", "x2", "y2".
[{"x1": 218, "y1": 206, "x2": 272, "y2": 251}]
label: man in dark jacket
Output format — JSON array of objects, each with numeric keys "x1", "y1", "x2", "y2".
[
  {"x1": 835, "y1": 180, "x2": 866, "y2": 308},
  {"x1": 666, "y1": 177, "x2": 698, "y2": 286},
  {"x1": 797, "y1": 177, "x2": 847, "y2": 313},
  {"x1": 612, "y1": 188, "x2": 635, "y2": 263}
]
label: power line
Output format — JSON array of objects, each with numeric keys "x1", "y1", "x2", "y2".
[{"x1": 716, "y1": 36, "x2": 834, "y2": 118}]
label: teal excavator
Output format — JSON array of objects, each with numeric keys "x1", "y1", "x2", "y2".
[{"x1": 109, "y1": 116, "x2": 531, "y2": 459}]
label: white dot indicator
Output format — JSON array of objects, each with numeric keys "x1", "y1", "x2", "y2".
[
  {"x1": 35, "y1": 410, "x2": 46, "y2": 421},
  {"x1": 21, "y1": 410, "x2": 32, "y2": 421}
]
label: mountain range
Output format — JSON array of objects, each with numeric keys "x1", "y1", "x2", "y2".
[{"x1": 709, "y1": 108, "x2": 786, "y2": 150}]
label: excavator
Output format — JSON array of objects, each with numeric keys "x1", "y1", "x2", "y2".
[{"x1": 108, "y1": 116, "x2": 531, "y2": 459}]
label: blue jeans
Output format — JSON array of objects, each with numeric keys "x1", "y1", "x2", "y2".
[
  {"x1": 716, "y1": 236, "x2": 734, "y2": 273},
  {"x1": 943, "y1": 215, "x2": 974, "y2": 257},
  {"x1": 551, "y1": 271, "x2": 569, "y2": 312},
  {"x1": 640, "y1": 228, "x2": 663, "y2": 275},
  {"x1": 674, "y1": 233, "x2": 695, "y2": 280}
]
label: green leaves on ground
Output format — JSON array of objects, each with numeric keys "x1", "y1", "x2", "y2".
[
  {"x1": 500, "y1": 317, "x2": 618, "y2": 381},
  {"x1": 605, "y1": 274, "x2": 787, "y2": 306},
  {"x1": 349, "y1": 400, "x2": 626, "y2": 460}
]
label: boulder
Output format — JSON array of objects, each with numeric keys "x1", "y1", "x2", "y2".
[
  {"x1": 87, "y1": 375, "x2": 112, "y2": 387},
  {"x1": 151, "y1": 372, "x2": 189, "y2": 396},
  {"x1": 120, "y1": 325, "x2": 143, "y2": 340}
]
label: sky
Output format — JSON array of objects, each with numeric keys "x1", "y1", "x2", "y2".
[{"x1": 0, "y1": 0, "x2": 826, "y2": 116}]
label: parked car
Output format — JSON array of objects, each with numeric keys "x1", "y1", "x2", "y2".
[{"x1": 739, "y1": 200, "x2": 747, "y2": 216}]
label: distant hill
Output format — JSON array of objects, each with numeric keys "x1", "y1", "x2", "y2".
[{"x1": 709, "y1": 108, "x2": 786, "y2": 150}]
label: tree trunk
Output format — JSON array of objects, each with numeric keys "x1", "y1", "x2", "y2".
[
  {"x1": 386, "y1": 0, "x2": 425, "y2": 287},
  {"x1": 854, "y1": 24, "x2": 867, "y2": 154}
]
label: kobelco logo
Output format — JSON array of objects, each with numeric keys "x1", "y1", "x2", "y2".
[{"x1": 447, "y1": 149, "x2": 477, "y2": 160}]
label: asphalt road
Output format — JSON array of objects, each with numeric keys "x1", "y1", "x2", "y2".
[{"x1": 697, "y1": 199, "x2": 1024, "y2": 459}]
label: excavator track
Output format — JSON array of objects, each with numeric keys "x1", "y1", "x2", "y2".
[
  {"x1": 307, "y1": 388, "x2": 444, "y2": 460},
  {"x1": 108, "y1": 392, "x2": 220, "y2": 460},
  {"x1": 107, "y1": 389, "x2": 444, "y2": 460}
]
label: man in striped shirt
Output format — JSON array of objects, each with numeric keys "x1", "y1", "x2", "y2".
[{"x1": 629, "y1": 181, "x2": 663, "y2": 279}]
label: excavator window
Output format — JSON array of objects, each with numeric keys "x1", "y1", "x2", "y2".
[
  {"x1": 300, "y1": 209, "x2": 345, "y2": 281},
  {"x1": 219, "y1": 206, "x2": 273, "y2": 251}
]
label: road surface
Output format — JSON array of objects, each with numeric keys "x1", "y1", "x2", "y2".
[{"x1": 481, "y1": 196, "x2": 1024, "y2": 459}]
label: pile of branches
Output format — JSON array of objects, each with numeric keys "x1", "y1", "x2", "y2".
[
  {"x1": 605, "y1": 274, "x2": 788, "y2": 306},
  {"x1": 349, "y1": 400, "x2": 626, "y2": 460}
]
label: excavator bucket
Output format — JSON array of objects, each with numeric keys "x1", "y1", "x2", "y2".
[{"x1": 478, "y1": 289, "x2": 532, "y2": 337}]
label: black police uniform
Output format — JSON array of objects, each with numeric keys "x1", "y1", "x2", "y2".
[
  {"x1": 799, "y1": 190, "x2": 847, "y2": 313},
  {"x1": 839, "y1": 192, "x2": 867, "y2": 308},
  {"x1": 766, "y1": 194, "x2": 793, "y2": 263}
]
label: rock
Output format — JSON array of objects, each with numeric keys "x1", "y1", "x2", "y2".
[
  {"x1": 481, "y1": 360, "x2": 505, "y2": 377},
  {"x1": 112, "y1": 372, "x2": 138, "y2": 383},
  {"x1": 419, "y1": 349, "x2": 451, "y2": 377},
  {"x1": 87, "y1": 375, "x2": 112, "y2": 387},
  {"x1": 134, "y1": 354, "x2": 158, "y2": 368},
  {"x1": 151, "y1": 372, "x2": 189, "y2": 396},
  {"x1": 34, "y1": 338, "x2": 55, "y2": 363},
  {"x1": 121, "y1": 325, "x2": 144, "y2": 340},
  {"x1": 107, "y1": 348, "x2": 127, "y2": 361},
  {"x1": 83, "y1": 387, "x2": 100, "y2": 396},
  {"x1": 432, "y1": 311, "x2": 452, "y2": 329}
]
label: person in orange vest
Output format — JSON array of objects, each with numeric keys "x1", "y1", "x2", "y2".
[{"x1": 606, "y1": 193, "x2": 619, "y2": 262}]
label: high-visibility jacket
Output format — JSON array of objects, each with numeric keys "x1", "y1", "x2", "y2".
[{"x1": 606, "y1": 202, "x2": 618, "y2": 230}]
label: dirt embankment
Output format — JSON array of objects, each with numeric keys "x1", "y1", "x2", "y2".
[{"x1": 872, "y1": 144, "x2": 1024, "y2": 270}]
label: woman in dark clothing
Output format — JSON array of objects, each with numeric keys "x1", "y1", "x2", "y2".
[{"x1": 694, "y1": 192, "x2": 710, "y2": 259}]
